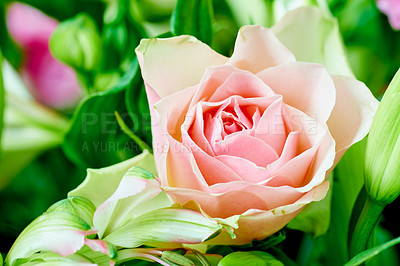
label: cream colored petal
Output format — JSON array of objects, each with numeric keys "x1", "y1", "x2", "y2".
[
  {"x1": 227, "y1": 25, "x2": 295, "y2": 73},
  {"x1": 136, "y1": 36, "x2": 228, "y2": 99},
  {"x1": 328, "y1": 75, "x2": 378, "y2": 164}
]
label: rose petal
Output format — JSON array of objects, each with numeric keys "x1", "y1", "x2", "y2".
[
  {"x1": 164, "y1": 183, "x2": 303, "y2": 218},
  {"x1": 327, "y1": 75, "x2": 379, "y2": 164},
  {"x1": 213, "y1": 134, "x2": 279, "y2": 167},
  {"x1": 136, "y1": 36, "x2": 228, "y2": 99},
  {"x1": 216, "y1": 155, "x2": 271, "y2": 183},
  {"x1": 206, "y1": 181, "x2": 329, "y2": 245},
  {"x1": 162, "y1": 136, "x2": 210, "y2": 192},
  {"x1": 182, "y1": 137, "x2": 244, "y2": 186},
  {"x1": 254, "y1": 98, "x2": 288, "y2": 155},
  {"x1": 206, "y1": 67, "x2": 275, "y2": 102},
  {"x1": 228, "y1": 25, "x2": 295, "y2": 73},
  {"x1": 257, "y1": 62, "x2": 336, "y2": 124}
]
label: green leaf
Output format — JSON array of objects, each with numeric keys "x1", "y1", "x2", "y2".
[
  {"x1": 69, "y1": 150, "x2": 157, "y2": 207},
  {"x1": 5, "y1": 212, "x2": 95, "y2": 266},
  {"x1": 0, "y1": 148, "x2": 85, "y2": 247},
  {"x1": 46, "y1": 196, "x2": 96, "y2": 227},
  {"x1": 103, "y1": 208, "x2": 223, "y2": 248},
  {"x1": 0, "y1": 51, "x2": 4, "y2": 155},
  {"x1": 272, "y1": 6, "x2": 353, "y2": 77},
  {"x1": 345, "y1": 235, "x2": 400, "y2": 266},
  {"x1": 170, "y1": 0, "x2": 214, "y2": 45},
  {"x1": 16, "y1": 0, "x2": 105, "y2": 28},
  {"x1": 101, "y1": 0, "x2": 147, "y2": 71},
  {"x1": 0, "y1": 4, "x2": 22, "y2": 69},
  {"x1": 218, "y1": 251, "x2": 283, "y2": 266},
  {"x1": 93, "y1": 167, "x2": 171, "y2": 238},
  {"x1": 62, "y1": 59, "x2": 147, "y2": 168}
]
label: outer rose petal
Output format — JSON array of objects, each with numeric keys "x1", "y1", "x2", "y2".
[
  {"x1": 164, "y1": 183, "x2": 304, "y2": 219},
  {"x1": 257, "y1": 62, "x2": 336, "y2": 124},
  {"x1": 327, "y1": 76, "x2": 379, "y2": 165},
  {"x1": 206, "y1": 181, "x2": 329, "y2": 245},
  {"x1": 161, "y1": 135, "x2": 211, "y2": 192},
  {"x1": 136, "y1": 36, "x2": 228, "y2": 99},
  {"x1": 228, "y1": 25, "x2": 295, "y2": 73}
]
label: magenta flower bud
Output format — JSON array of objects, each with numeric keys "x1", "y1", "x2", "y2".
[{"x1": 6, "y1": 3, "x2": 82, "y2": 109}]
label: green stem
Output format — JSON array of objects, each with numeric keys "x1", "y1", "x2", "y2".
[
  {"x1": 114, "y1": 111, "x2": 152, "y2": 153},
  {"x1": 349, "y1": 195, "x2": 385, "y2": 259},
  {"x1": 269, "y1": 247, "x2": 298, "y2": 266}
]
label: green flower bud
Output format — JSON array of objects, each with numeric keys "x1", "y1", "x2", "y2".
[
  {"x1": 365, "y1": 68, "x2": 400, "y2": 205},
  {"x1": 49, "y1": 13, "x2": 101, "y2": 71}
]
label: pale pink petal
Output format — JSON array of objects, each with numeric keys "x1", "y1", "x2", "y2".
[
  {"x1": 282, "y1": 106, "x2": 335, "y2": 192},
  {"x1": 266, "y1": 131, "x2": 299, "y2": 173},
  {"x1": 213, "y1": 134, "x2": 279, "y2": 167},
  {"x1": 163, "y1": 136, "x2": 210, "y2": 192},
  {"x1": 164, "y1": 183, "x2": 303, "y2": 218},
  {"x1": 152, "y1": 84, "x2": 198, "y2": 162},
  {"x1": 327, "y1": 76, "x2": 378, "y2": 165},
  {"x1": 182, "y1": 137, "x2": 243, "y2": 185},
  {"x1": 145, "y1": 83, "x2": 164, "y2": 162},
  {"x1": 216, "y1": 155, "x2": 272, "y2": 183},
  {"x1": 206, "y1": 181, "x2": 329, "y2": 245},
  {"x1": 185, "y1": 104, "x2": 215, "y2": 155},
  {"x1": 136, "y1": 36, "x2": 228, "y2": 99},
  {"x1": 227, "y1": 25, "x2": 295, "y2": 73},
  {"x1": 257, "y1": 62, "x2": 336, "y2": 124},
  {"x1": 6, "y1": 3, "x2": 57, "y2": 45},
  {"x1": 254, "y1": 98, "x2": 288, "y2": 155},
  {"x1": 207, "y1": 67, "x2": 275, "y2": 102}
]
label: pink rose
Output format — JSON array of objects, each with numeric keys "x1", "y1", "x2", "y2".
[
  {"x1": 136, "y1": 25, "x2": 378, "y2": 244},
  {"x1": 6, "y1": 3, "x2": 82, "y2": 109}
]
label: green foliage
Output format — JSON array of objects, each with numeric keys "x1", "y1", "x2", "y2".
[
  {"x1": 346, "y1": 235, "x2": 400, "y2": 266},
  {"x1": 328, "y1": 0, "x2": 400, "y2": 96},
  {"x1": 0, "y1": 4, "x2": 22, "y2": 69},
  {"x1": 0, "y1": 148, "x2": 85, "y2": 253},
  {"x1": 63, "y1": 60, "x2": 150, "y2": 168},
  {"x1": 101, "y1": 0, "x2": 147, "y2": 71},
  {"x1": 13, "y1": 0, "x2": 105, "y2": 28},
  {"x1": 0, "y1": 51, "x2": 4, "y2": 155},
  {"x1": 218, "y1": 251, "x2": 283, "y2": 266},
  {"x1": 171, "y1": 0, "x2": 214, "y2": 45}
]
